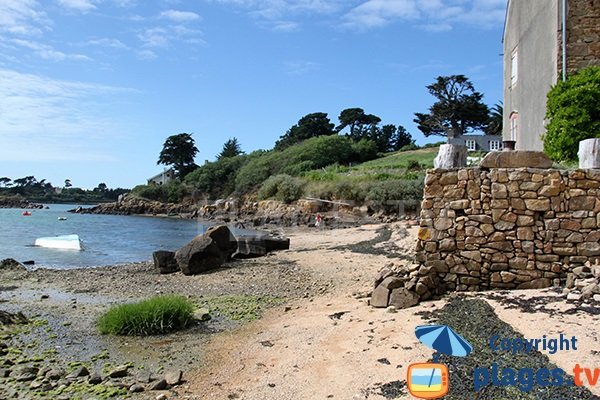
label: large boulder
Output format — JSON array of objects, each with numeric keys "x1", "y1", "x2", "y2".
[
  {"x1": 175, "y1": 225, "x2": 237, "y2": 275},
  {"x1": 233, "y1": 235, "x2": 290, "y2": 258},
  {"x1": 480, "y1": 151, "x2": 552, "y2": 168},
  {"x1": 152, "y1": 251, "x2": 179, "y2": 274}
]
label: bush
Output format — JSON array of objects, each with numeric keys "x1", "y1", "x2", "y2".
[
  {"x1": 97, "y1": 295, "x2": 194, "y2": 336},
  {"x1": 257, "y1": 174, "x2": 304, "y2": 203},
  {"x1": 235, "y1": 135, "x2": 363, "y2": 193},
  {"x1": 130, "y1": 182, "x2": 187, "y2": 203},
  {"x1": 399, "y1": 143, "x2": 420, "y2": 152},
  {"x1": 185, "y1": 153, "x2": 256, "y2": 198},
  {"x1": 543, "y1": 66, "x2": 600, "y2": 162},
  {"x1": 130, "y1": 184, "x2": 167, "y2": 202}
]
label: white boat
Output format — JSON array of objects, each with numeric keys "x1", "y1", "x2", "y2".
[
  {"x1": 57, "y1": 217, "x2": 67, "y2": 221},
  {"x1": 34, "y1": 234, "x2": 82, "y2": 250}
]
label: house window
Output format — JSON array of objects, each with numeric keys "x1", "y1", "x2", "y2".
[
  {"x1": 465, "y1": 140, "x2": 477, "y2": 151},
  {"x1": 511, "y1": 48, "x2": 518, "y2": 87},
  {"x1": 509, "y1": 112, "x2": 519, "y2": 141},
  {"x1": 489, "y1": 140, "x2": 502, "y2": 151}
]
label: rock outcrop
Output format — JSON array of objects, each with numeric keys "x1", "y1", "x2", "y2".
[
  {"x1": 233, "y1": 235, "x2": 290, "y2": 258},
  {"x1": 152, "y1": 251, "x2": 179, "y2": 274},
  {"x1": 175, "y1": 225, "x2": 238, "y2": 275}
]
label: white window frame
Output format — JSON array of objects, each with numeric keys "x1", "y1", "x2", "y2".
[
  {"x1": 465, "y1": 139, "x2": 477, "y2": 151},
  {"x1": 489, "y1": 140, "x2": 502, "y2": 151},
  {"x1": 511, "y1": 48, "x2": 518, "y2": 87},
  {"x1": 509, "y1": 112, "x2": 519, "y2": 141}
]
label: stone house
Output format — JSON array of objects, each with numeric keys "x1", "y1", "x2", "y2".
[
  {"x1": 503, "y1": 0, "x2": 600, "y2": 151},
  {"x1": 147, "y1": 168, "x2": 174, "y2": 186}
]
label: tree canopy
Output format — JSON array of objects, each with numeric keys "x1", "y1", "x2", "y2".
[
  {"x1": 158, "y1": 133, "x2": 199, "y2": 178},
  {"x1": 543, "y1": 66, "x2": 600, "y2": 162},
  {"x1": 485, "y1": 102, "x2": 503, "y2": 136},
  {"x1": 275, "y1": 112, "x2": 335, "y2": 150},
  {"x1": 414, "y1": 75, "x2": 489, "y2": 138},
  {"x1": 337, "y1": 108, "x2": 382, "y2": 141},
  {"x1": 217, "y1": 138, "x2": 243, "y2": 160}
]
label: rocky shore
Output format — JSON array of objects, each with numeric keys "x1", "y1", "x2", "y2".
[
  {"x1": 1, "y1": 223, "x2": 599, "y2": 399},
  {"x1": 0, "y1": 196, "x2": 44, "y2": 209},
  {"x1": 69, "y1": 195, "x2": 407, "y2": 227}
]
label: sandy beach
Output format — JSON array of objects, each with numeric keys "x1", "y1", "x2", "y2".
[{"x1": 1, "y1": 223, "x2": 599, "y2": 399}]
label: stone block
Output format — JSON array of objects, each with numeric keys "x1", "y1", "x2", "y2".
[
  {"x1": 481, "y1": 151, "x2": 552, "y2": 168},
  {"x1": 370, "y1": 285, "x2": 390, "y2": 308},
  {"x1": 524, "y1": 199, "x2": 551, "y2": 211}
]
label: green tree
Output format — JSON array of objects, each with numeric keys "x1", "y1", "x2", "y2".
[
  {"x1": 414, "y1": 75, "x2": 489, "y2": 139},
  {"x1": 337, "y1": 108, "x2": 382, "y2": 141},
  {"x1": 543, "y1": 66, "x2": 600, "y2": 162},
  {"x1": 217, "y1": 138, "x2": 243, "y2": 160},
  {"x1": 14, "y1": 176, "x2": 37, "y2": 187},
  {"x1": 485, "y1": 102, "x2": 503, "y2": 135},
  {"x1": 0, "y1": 177, "x2": 11, "y2": 187},
  {"x1": 275, "y1": 112, "x2": 335, "y2": 150},
  {"x1": 95, "y1": 183, "x2": 108, "y2": 193},
  {"x1": 158, "y1": 133, "x2": 199, "y2": 179}
]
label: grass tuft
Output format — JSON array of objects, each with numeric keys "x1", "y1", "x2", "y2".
[{"x1": 97, "y1": 295, "x2": 194, "y2": 336}]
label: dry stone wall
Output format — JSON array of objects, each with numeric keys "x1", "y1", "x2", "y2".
[
  {"x1": 559, "y1": 0, "x2": 600, "y2": 75},
  {"x1": 415, "y1": 167, "x2": 600, "y2": 293}
]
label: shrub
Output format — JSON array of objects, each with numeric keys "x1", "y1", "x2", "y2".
[
  {"x1": 257, "y1": 174, "x2": 304, "y2": 203},
  {"x1": 543, "y1": 66, "x2": 600, "y2": 162},
  {"x1": 97, "y1": 295, "x2": 194, "y2": 336},
  {"x1": 235, "y1": 136, "x2": 360, "y2": 193},
  {"x1": 185, "y1": 153, "x2": 256, "y2": 198},
  {"x1": 130, "y1": 184, "x2": 167, "y2": 202},
  {"x1": 399, "y1": 143, "x2": 420, "y2": 152}
]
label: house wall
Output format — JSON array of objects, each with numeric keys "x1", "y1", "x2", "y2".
[
  {"x1": 415, "y1": 167, "x2": 600, "y2": 295},
  {"x1": 503, "y1": 1, "x2": 559, "y2": 151},
  {"x1": 560, "y1": 0, "x2": 600, "y2": 75},
  {"x1": 448, "y1": 135, "x2": 503, "y2": 151}
]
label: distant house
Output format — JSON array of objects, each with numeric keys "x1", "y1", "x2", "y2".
[
  {"x1": 449, "y1": 135, "x2": 504, "y2": 152},
  {"x1": 503, "y1": 0, "x2": 600, "y2": 151},
  {"x1": 147, "y1": 169, "x2": 174, "y2": 186}
]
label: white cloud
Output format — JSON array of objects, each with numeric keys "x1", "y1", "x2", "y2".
[
  {"x1": 159, "y1": 10, "x2": 201, "y2": 22},
  {"x1": 0, "y1": 0, "x2": 49, "y2": 36},
  {"x1": 211, "y1": 0, "x2": 348, "y2": 29},
  {"x1": 284, "y1": 60, "x2": 319, "y2": 75},
  {"x1": 342, "y1": 0, "x2": 506, "y2": 31},
  {"x1": 137, "y1": 25, "x2": 204, "y2": 50},
  {"x1": 57, "y1": 0, "x2": 97, "y2": 12},
  {"x1": 87, "y1": 37, "x2": 129, "y2": 50},
  {"x1": 9, "y1": 38, "x2": 92, "y2": 61},
  {"x1": 0, "y1": 69, "x2": 131, "y2": 162},
  {"x1": 136, "y1": 49, "x2": 157, "y2": 60}
]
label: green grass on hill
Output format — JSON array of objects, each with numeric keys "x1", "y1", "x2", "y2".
[{"x1": 354, "y1": 147, "x2": 438, "y2": 170}]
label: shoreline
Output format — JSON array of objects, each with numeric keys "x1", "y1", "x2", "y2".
[{"x1": 2, "y1": 223, "x2": 599, "y2": 399}]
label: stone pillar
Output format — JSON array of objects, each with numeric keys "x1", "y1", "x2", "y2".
[
  {"x1": 434, "y1": 144, "x2": 467, "y2": 169},
  {"x1": 578, "y1": 138, "x2": 600, "y2": 169}
]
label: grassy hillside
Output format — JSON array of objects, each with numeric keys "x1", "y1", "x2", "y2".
[{"x1": 132, "y1": 138, "x2": 438, "y2": 211}]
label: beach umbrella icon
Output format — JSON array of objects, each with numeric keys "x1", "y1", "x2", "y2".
[{"x1": 415, "y1": 324, "x2": 473, "y2": 358}]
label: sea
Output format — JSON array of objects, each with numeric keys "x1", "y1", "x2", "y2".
[{"x1": 0, "y1": 204, "x2": 207, "y2": 269}]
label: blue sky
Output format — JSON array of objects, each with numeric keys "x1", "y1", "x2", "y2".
[{"x1": 0, "y1": 0, "x2": 506, "y2": 189}]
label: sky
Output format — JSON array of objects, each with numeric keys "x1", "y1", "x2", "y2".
[{"x1": 0, "y1": 0, "x2": 507, "y2": 189}]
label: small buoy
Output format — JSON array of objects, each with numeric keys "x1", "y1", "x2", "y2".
[{"x1": 22, "y1": 211, "x2": 32, "y2": 216}]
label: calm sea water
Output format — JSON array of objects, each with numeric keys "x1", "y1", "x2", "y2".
[{"x1": 0, "y1": 204, "x2": 206, "y2": 269}]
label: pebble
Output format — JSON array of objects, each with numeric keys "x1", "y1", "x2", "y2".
[
  {"x1": 165, "y1": 370, "x2": 183, "y2": 386},
  {"x1": 156, "y1": 394, "x2": 168, "y2": 400},
  {"x1": 149, "y1": 378, "x2": 167, "y2": 390},
  {"x1": 129, "y1": 383, "x2": 145, "y2": 392},
  {"x1": 567, "y1": 292, "x2": 582, "y2": 301},
  {"x1": 386, "y1": 306, "x2": 397, "y2": 313}
]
